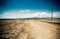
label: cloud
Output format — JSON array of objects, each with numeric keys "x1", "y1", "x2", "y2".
[
  {"x1": 0, "y1": 10, "x2": 60, "y2": 19},
  {"x1": 26, "y1": 10, "x2": 30, "y2": 11}
]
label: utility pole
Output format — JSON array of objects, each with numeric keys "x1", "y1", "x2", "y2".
[
  {"x1": 51, "y1": 5, "x2": 53, "y2": 21},
  {"x1": 38, "y1": 13, "x2": 40, "y2": 19},
  {"x1": 37, "y1": 12, "x2": 41, "y2": 19}
]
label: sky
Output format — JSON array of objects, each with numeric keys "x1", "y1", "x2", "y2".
[{"x1": 0, "y1": 0, "x2": 60, "y2": 18}]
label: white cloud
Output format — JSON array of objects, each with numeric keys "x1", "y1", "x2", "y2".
[
  {"x1": 19, "y1": 10, "x2": 30, "y2": 12},
  {"x1": 26, "y1": 10, "x2": 30, "y2": 11},
  {"x1": 0, "y1": 10, "x2": 60, "y2": 19},
  {"x1": 40, "y1": 12, "x2": 50, "y2": 18}
]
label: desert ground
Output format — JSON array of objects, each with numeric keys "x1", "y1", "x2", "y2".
[{"x1": 0, "y1": 20, "x2": 60, "y2": 39}]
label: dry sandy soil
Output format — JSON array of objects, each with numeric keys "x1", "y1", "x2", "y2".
[{"x1": 0, "y1": 20, "x2": 60, "y2": 39}]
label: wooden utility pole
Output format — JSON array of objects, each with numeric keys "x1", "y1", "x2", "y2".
[
  {"x1": 51, "y1": 5, "x2": 53, "y2": 21},
  {"x1": 37, "y1": 12, "x2": 41, "y2": 19},
  {"x1": 38, "y1": 13, "x2": 40, "y2": 19}
]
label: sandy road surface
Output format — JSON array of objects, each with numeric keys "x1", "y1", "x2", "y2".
[
  {"x1": 17, "y1": 20, "x2": 60, "y2": 39},
  {"x1": 0, "y1": 20, "x2": 60, "y2": 39}
]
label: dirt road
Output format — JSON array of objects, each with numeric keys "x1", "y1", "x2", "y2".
[
  {"x1": 16, "y1": 20, "x2": 60, "y2": 39},
  {"x1": 0, "y1": 20, "x2": 60, "y2": 39}
]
